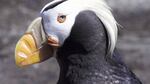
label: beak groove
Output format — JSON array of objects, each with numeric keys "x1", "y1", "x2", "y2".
[{"x1": 15, "y1": 34, "x2": 40, "y2": 67}]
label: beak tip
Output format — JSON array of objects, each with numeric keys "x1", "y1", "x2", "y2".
[
  {"x1": 15, "y1": 33, "x2": 55, "y2": 67},
  {"x1": 15, "y1": 34, "x2": 39, "y2": 67}
]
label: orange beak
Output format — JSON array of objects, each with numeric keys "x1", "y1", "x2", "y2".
[
  {"x1": 15, "y1": 17, "x2": 57, "y2": 67},
  {"x1": 15, "y1": 33, "x2": 54, "y2": 67}
]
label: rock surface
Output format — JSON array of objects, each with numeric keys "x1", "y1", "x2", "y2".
[{"x1": 0, "y1": 0, "x2": 149, "y2": 84}]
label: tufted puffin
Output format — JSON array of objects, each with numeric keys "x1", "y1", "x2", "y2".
[{"x1": 15, "y1": 0, "x2": 142, "y2": 84}]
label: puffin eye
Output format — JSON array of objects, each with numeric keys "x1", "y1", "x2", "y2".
[{"x1": 57, "y1": 15, "x2": 66, "y2": 23}]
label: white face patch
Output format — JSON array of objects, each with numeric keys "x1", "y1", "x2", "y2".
[
  {"x1": 41, "y1": 0, "x2": 118, "y2": 54},
  {"x1": 41, "y1": 1, "x2": 82, "y2": 46}
]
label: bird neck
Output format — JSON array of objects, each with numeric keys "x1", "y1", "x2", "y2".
[{"x1": 56, "y1": 37, "x2": 111, "y2": 84}]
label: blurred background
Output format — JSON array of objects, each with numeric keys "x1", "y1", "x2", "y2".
[{"x1": 0, "y1": 0, "x2": 150, "y2": 84}]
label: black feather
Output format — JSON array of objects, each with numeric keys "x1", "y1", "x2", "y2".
[
  {"x1": 56, "y1": 10, "x2": 142, "y2": 84},
  {"x1": 42, "y1": 0, "x2": 66, "y2": 12}
]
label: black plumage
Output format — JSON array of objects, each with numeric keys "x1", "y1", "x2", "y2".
[
  {"x1": 56, "y1": 11, "x2": 142, "y2": 84},
  {"x1": 42, "y1": 0, "x2": 67, "y2": 12}
]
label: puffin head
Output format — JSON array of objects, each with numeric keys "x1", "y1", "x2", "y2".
[{"x1": 15, "y1": 0, "x2": 118, "y2": 67}]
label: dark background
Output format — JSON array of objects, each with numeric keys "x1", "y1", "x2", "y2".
[{"x1": 0, "y1": 0, "x2": 150, "y2": 84}]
